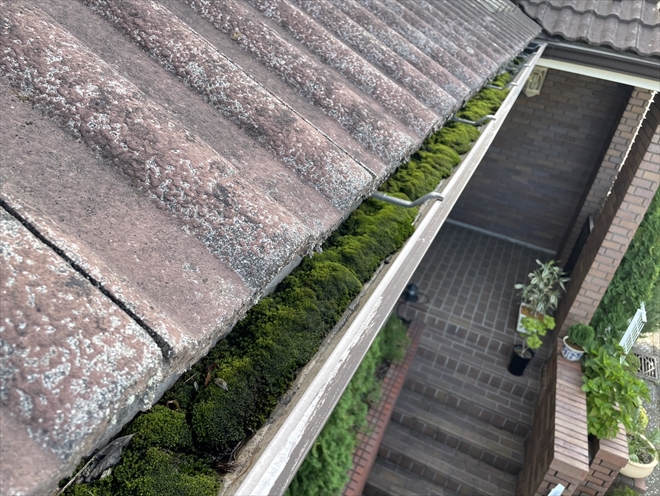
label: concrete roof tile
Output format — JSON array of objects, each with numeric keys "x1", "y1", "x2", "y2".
[
  {"x1": 517, "y1": 0, "x2": 660, "y2": 56},
  {"x1": 0, "y1": 208, "x2": 164, "y2": 495}
]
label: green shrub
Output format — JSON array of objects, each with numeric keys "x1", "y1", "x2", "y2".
[
  {"x1": 285, "y1": 316, "x2": 409, "y2": 496},
  {"x1": 591, "y1": 190, "x2": 660, "y2": 341},
  {"x1": 581, "y1": 344, "x2": 650, "y2": 439},
  {"x1": 607, "y1": 486, "x2": 639, "y2": 496}
]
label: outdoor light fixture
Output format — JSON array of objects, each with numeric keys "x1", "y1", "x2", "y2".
[{"x1": 402, "y1": 283, "x2": 419, "y2": 302}]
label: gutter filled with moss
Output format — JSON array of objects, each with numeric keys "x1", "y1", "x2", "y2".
[{"x1": 61, "y1": 45, "x2": 545, "y2": 496}]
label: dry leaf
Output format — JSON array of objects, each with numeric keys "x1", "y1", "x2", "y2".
[{"x1": 214, "y1": 378, "x2": 228, "y2": 391}]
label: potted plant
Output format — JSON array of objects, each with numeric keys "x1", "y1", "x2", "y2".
[
  {"x1": 620, "y1": 406, "x2": 660, "y2": 478},
  {"x1": 515, "y1": 259, "x2": 569, "y2": 332},
  {"x1": 561, "y1": 323, "x2": 594, "y2": 362},
  {"x1": 508, "y1": 314, "x2": 555, "y2": 376}
]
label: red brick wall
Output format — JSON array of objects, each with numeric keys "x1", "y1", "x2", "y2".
[
  {"x1": 559, "y1": 88, "x2": 654, "y2": 263},
  {"x1": 575, "y1": 429, "x2": 629, "y2": 496},
  {"x1": 556, "y1": 95, "x2": 660, "y2": 334},
  {"x1": 451, "y1": 69, "x2": 630, "y2": 251},
  {"x1": 516, "y1": 340, "x2": 589, "y2": 496}
]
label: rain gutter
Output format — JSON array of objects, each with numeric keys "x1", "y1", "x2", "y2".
[{"x1": 234, "y1": 42, "x2": 547, "y2": 496}]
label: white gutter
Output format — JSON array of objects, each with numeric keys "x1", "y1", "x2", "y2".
[
  {"x1": 234, "y1": 43, "x2": 547, "y2": 496},
  {"x1": 537, "y1": 58, "x2": 660, "y2": 92}
]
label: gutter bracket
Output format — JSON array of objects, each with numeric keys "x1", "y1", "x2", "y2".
[
  {"x1": 371, "y1": 191, "x2": 443, "y2": 208},
  {"x1": 451, "y1": 115, "x2": 496, "y2": 126},
  {"x1": 486, "y1": 82, "x2": 519, "y2": 90}
]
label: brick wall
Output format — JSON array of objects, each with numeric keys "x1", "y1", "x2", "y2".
[
  {"x1": 559, "y1": 88, "x2": 654, "y2": 262},
  {"x1": 575, "y1": 430, "x2": 629, "y2": 496},
  {"x1": 516, "y1": 340, "x2": 589, "y2": 496},
  {"x1": 451, "y1": 69, "x2": 630, "y2": 252},
  {"x1": 556, "y1": 95, "x2": 660, "y2": 334}
]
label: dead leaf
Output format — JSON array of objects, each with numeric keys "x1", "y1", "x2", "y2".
[
  {"x1": 166, "y1": 400, "x2": 180, "y2": 411},
  {"x1": 205, "y1": 363, "x2": 219, "y2": 387}
]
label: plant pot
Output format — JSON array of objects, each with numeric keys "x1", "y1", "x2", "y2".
[
  {"x1": 516, "y1": 304, "x2": 528, "y2": 333},
  {"x1": 508, "y1": 345, "x2": 534, "y2": 376},
  {"x1": 561, "y1": 336, "x2": 585, "y2": 362},
  {"x1": 620, "y1": 435, "x2": 659, "y2": 478}
]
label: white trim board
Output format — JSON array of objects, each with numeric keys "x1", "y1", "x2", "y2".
[{"x1": 537, "y1": 58, "x2": 660, "y2": 92}]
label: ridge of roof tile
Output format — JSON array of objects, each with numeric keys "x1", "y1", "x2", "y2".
[{"x1": 517, "y1": 0, "x2": 660, "y2": 56}]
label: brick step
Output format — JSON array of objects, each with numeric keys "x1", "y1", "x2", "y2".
[
  {"x1": 417, "y1": 320, "x2": 545, "y2": 396},
  {"x1": 413, "y1": 342, "x2": 538, "y2": 423},
  {"x1": 379, "y1": 421, "x2": 517, "y2": 496},
  {"x1": 364, "y1": 457, "x2": 458, "y2": 496},
  {"x1": 393, "y1": 387, "x2": 525, "y2": 475},
  {"x1": 405, "y1": 355, "x2": 532, "y2": 437}
]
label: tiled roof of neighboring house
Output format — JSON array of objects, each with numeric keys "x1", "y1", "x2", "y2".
[
  {"x1": 516, "y1": 0, "x2": 660, "y2": 56},
  {"x1": 0, "y1": 0, "x2": 540, "y2": 493}
]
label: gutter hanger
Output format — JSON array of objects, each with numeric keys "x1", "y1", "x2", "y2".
[
  {"x1": 371, "y1": 191, "x2": 443, "y2": 208},
  {"x1": 234, "y1": 42, "x2": 547, "y2": 496}
]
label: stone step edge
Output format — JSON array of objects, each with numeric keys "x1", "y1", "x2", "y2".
[
  {"x1": 379, "y1": 421, "x2": 515, "y2": 496},
  {"x1": 405, "y1": 368, "x2": 532, "y2": 438},
  {"x1": 342, "y1": 319, "x2": 425, "y2": 496},
  {"x1": 365, "y1": 456, "x2": 457, "y2": 496},
  {"x1": 393, "y1": 388, "x2": 524, "y2": 473},
  {"x1": 417, "y1": 331, "x2": 543, "y2": 396},
  {"x1": 412, "y1": 348, "x2": 538, "y2": 424}
]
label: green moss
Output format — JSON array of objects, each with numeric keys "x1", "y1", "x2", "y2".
[
  {"x1": 125, "y1": 406, "x2": 193, "y2": 452},
  {"x1": 434, "y1": 123, "x2": 481, "y2": 155},
  {"x1": 112, "y1": 448, "x2": 219, "y2": 496}
]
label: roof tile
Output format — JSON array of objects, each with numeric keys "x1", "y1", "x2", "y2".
[{"x1": 517, "y1": 0, "x2": 660, "y2": 56}]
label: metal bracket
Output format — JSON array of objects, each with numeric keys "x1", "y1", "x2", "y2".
[
  {"x1": 371, "y1": 191, "x2": 443, "y2": 208},
  {"x1": 450, "y1": 115, "x2": 496, "y2": 126},
  {"x1": 485, "y1": 82, "x2": 519, "y2": 90}
]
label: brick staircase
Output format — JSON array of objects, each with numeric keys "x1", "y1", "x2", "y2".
[
  {"x1": 364, "y1": 328, "x2": 543, "y2": 496},
  {"x1": 363, "y1": 223, "x2": 551, "y2": 496}
]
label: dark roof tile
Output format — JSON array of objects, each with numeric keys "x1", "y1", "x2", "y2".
[{"x1": 517, "y1": 0, "x2": 660, "y2": 56}]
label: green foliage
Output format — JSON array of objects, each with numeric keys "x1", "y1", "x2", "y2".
[
  {"x1": 581, "y1": 344, "x2": 650, "y2": 439},
  {"x1": 515, "y1": 259, "x2": 569, "y2": 317},
  {"x1": 591, "y1": 190, "x2": 660, "y2": 342},
  {"x1": 607, "y1": 486, "x2": 640, "y2": 496},
  {"x1": 566, "y1": 323, "x2": 594, "y2": 349},
  {"x1": 285, "y1": 316, "x2": 409, "y2": 496},
  {"x1": 520, "y1": 315, "x2": 554, "y2": 353},
  {"x1": 627, "y1": 406, "x2": 660, "y2": 464}
]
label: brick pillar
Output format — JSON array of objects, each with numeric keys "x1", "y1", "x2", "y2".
[
  {"x1": 516, "y1": 340, "x2": 589, "y2": 496},
  {"x1": 575, "y1": 428, "x2": 629, "y2": 496},
  {"x1": 559, "y1": 88, "x2": 654, "y2": 263},
  {"x1": 555, "y1": 95, "x2": 660, "y2": 334}
]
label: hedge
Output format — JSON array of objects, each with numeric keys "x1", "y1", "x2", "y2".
[
  {"x1": 590, "y1": 189, "x2": 660, "y2": 342},
  {"x1": 285, "y1": 316, "x2": 409, "y2": 496},
  {"x1": 62, "y1": 73, "x2": 510, "y2": 494}
]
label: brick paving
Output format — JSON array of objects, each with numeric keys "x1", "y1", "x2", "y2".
[{"x1": 365, "y1": 222, "x2": 554, "y2": 496}]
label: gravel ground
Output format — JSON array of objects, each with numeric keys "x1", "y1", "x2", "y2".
[{"x1": 632, "y1": 331, "x2": 660, "y2": 493}]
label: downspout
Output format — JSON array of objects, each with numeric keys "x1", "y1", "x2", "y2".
[{"x1": 235, "y1": 43, "x2": 547, "y2": 496}]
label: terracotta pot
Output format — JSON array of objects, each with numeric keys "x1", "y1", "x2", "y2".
[
  {"x1": 561, "y1": 336, "x2": 585, "y2": 362},
  {"x1": 620, "y1": 435, "x2": 659, "y2": 478}
]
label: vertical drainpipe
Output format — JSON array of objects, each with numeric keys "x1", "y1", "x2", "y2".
[{"x1": 234, "y1": 43, "x2": 548, "y2": 496}]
